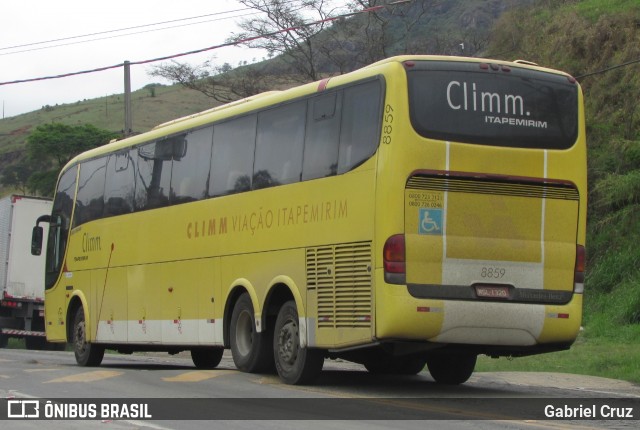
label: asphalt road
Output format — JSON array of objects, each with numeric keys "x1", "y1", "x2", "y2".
[{"x1": 0, "y1": 348, "x2": 638, "y2": 429}]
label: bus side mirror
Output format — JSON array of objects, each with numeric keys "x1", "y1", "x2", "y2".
[
  {"x1": 31, "y1": 226, "x2": 44, "y2": 256},
  {"x1": 32, "y1": 214, "x2": 51, "y2": 256}
]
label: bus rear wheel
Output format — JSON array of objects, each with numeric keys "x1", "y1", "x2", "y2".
[
  {"x1": 191, "y1": 347, "x2": 224, "y2": 369},
  {"x1": 73, "y1": 307, "x2": 104, "y2": 367},
  {"x1": 230, "y1": 293, "x2": 274, "y2": 373},
  {"x1": 426, "y1": 353, "x2": 476, "y2": 385},
  {"x1": 273, "y1": 301, "x2": 324, "y2": 385}
]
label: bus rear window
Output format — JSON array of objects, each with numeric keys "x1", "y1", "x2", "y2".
[{"x1": 407, "y1": 61, "x2": 579, "y2": 149}]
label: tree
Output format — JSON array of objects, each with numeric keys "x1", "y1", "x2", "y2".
[
  {"x1": 26, "y1": 123, "x2": 117, "y2": 196},
  {"x1": 229, "y1": 0, "x2": 341, "y2": 82},
  {"x1": 347, "y1": 0, "x2": 439, "y2": 61},
  {"x1": 150, "y1": 0, "x2": 489, "y2": 103},
  {"x1": 27, "y1": 123, "x2": 117, "y2": 169},
  {"x1": 149, "y1": 60, "x2": 272, "y2": 103},
  {"x1": 0, "y1": 160, "x2": 35, "y2": 194}
]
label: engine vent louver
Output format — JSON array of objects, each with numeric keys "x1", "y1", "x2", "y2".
[{"x1": 306, "y1": 242, "x2": 372, "y2": 328}]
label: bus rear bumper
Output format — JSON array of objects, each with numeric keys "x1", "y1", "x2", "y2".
[{"x1": 375, "y1": 276, "x2": 583, "y2": 351}]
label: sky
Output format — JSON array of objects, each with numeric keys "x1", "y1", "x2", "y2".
[{"x1": 0, "y1": 0, "x2": 277, "y2": 118}]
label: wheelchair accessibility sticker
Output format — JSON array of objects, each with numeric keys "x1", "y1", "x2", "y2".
[{"x1": 419, "y1": 208, "x2": 443, "y2": 235}]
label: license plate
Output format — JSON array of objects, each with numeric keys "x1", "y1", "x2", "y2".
[{"x1": 475, "y1": 285, "x2": 510, "y2": 299}]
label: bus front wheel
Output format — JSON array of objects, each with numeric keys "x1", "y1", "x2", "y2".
[
  {"x1": 230, "y1": 293, "x2": 274, "y2": 373},
  {"x1": 273, "y1": 301, "x2": 324, "y2": 385},
  {"x1": 73, "y1": 307, "x2": 105, "y2": 367},
  {"x1": 426, "y1": 353, "x2": 476, "y2": 385}
]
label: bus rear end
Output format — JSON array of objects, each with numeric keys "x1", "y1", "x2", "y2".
[{"x1": 375, "y1": 57, "x2": 586, "y2": 383}]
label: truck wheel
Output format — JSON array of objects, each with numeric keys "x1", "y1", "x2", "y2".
[
  {"x1": 73, "y1": 307, "x2": 104, "y2": 367},
  {"x1": 273, "y1": 301, "x2": 324, "y2": 385},
  {"x1": 191, "y1": 347, "x2": 224, "y2": 369},
  {"x1": 230, "y1": 293, "x2": 274, "y2": 373},
  {"x1": 426, "y1": 353, "x2": 476, "y2": 385}
]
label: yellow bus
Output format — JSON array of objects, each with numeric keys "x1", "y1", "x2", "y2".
[{"x1": 32, "y1": 55, "x2": 586, "y2": 385}]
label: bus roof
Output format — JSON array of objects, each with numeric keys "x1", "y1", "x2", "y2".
[{"x1": 64, "y1": 55, "x2": 575, "y2": 169}]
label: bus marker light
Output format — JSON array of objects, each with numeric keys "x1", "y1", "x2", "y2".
[
  {"x1": 547, "y1": 313, "x2": 569, "y2": 319},
  {"x1": 417, "y1": 307, "x2": 442, "y2": 313}
]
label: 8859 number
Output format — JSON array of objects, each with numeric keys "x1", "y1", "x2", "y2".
[{"x1": 481, "y1": 267, "x2": 506, "y2": 279}]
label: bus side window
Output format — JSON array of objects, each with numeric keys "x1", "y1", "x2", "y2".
[
  {"x1": 74, "y1": 157, "x2": 107, "y2": 226},
  {"x1": 338, "y1": 80, "x2": 382, "y2": 174},
  {"x1": 209, "y1": 115, "x2": 257, "y2": 197},
  {"x1": 170, "y1": 127, "x2": 213, "y2": 203},
  {"x1": 302, "y1": 91, "x2": 341, "y2": 181},
  {"x1": 136, "y1": 141, "x2": 172, "y2": 210},
  {"x1": 253, "y1": 100, "x2": 306, "y2": 189},
  {"x1": 104, "y1": 150, "x2": 136, "y2": 216}
]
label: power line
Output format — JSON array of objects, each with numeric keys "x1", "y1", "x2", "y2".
[
  {"x1": 0, "y1": 4, "x2": 388, "y2": 87},
  {"x1": 0, "y1": 11, "x2": 258, "y2": 57},
  {"x1": 0, "y1": 0, "x2": 313, "y2": 56},
  {"x1": 0, "y1": 8, "x2": 253, "y2": 53},
  {"x1": 576, "y1": 58, "x2": 640, "y2": 80}
]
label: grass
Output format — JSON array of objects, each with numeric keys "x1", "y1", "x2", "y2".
[
  {"x1": 573, "y1": 0, "x2": 640, "y2": 21},
  {"x1": 477, "y1": 325, "x2": 640, "y2": 383}
]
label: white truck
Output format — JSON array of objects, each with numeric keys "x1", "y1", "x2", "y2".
[{"x1": 0, "y1": 194, "x2": 57, "y2": 349}]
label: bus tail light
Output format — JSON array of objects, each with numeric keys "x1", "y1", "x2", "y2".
[
  {"x1": 574, "y1": 244, "x2": 585, "y2": 293},
  {"x1": 384, "y1": 234, "x2": 406, "y2": 284}
]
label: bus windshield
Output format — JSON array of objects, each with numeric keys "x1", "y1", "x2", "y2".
[{"x1": 407, "y1": 60, "x2": 579, "y2": 149}]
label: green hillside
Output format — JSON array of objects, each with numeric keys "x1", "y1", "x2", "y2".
[{"x1": 0, "y1": 84, "x2": 219, "y2": 175}]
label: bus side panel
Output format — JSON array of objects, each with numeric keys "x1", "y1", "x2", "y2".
[
  {"x1": 127, "y1": 264, "x2": 161, "y2": 343},
  {"x1": 93, "y1": 267, "x2": 127, "y2": 343},
  {"x1": 160, "y1": 259, "x2": 215, "y2": 345},
  {"x1": 44, "y1": 283, "x2": 68, "y2": 342}
]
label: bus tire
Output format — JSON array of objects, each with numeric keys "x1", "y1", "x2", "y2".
[
  {"x1": 426, "y1": 353, "x2": 476, "y2": 385},
  {"x1": 191, "y1": 347, "x2": 224, "y2": 369},
  {"x1": 230, "y1": 293, "x2": 274, "y2": 373},
  {"x1": 273, "y1": 301, "x2": 324, "y2": 385},
  {"x1": 73, "y1": 307, "x2": 104, "y2": 367}
]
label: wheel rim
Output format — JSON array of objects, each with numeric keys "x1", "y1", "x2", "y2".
[
  {"x1": 277, "y1": 317, "x2": 299, "y2": 371},
  {"x1": 235, "y1": 310, "x2": 253, "y2": 357}
]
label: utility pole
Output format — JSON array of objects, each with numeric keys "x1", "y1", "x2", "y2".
[{"x1": 124, "y1": 60, "x2": 132, "y2": 136}]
